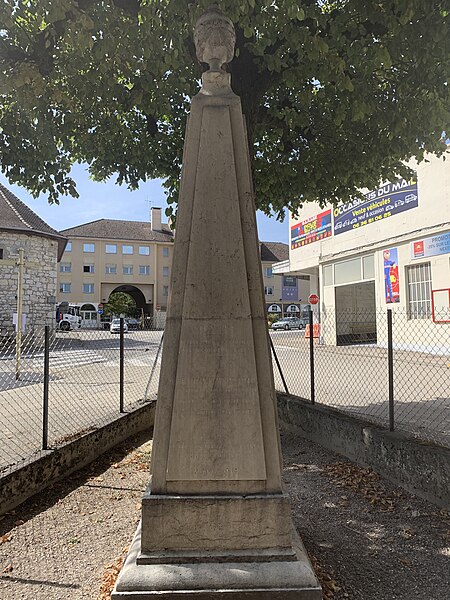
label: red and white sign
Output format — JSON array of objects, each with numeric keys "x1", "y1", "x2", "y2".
[
  {"x1": 413, "y1": 240, "x2": 424, "y2": 258},
  {"x1": 308, "y1": 294, "x2": 319, "y2": 305},
  {"x1": 156, "y1": 305, "x2": 161, "y2": 311},
  {"x1": 98, "y1": 303, "x2": 104, "y2": 308}
]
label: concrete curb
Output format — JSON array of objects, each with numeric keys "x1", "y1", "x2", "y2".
[
  {"x1": 277, "y1": 393, "x2": 450, "y2": 509},
  {"x1": 0, "y1": 402, "x2": 156, "y2": 516}
]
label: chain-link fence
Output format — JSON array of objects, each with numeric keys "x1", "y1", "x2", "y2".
[
  {"x1": 3, "y1": 309, "x2": 449, "y2": 477},
  {"x1": 0, "y1": 321, "x2": 163, "y2": 476},
  {"x1": 271, "y1": 309, "x2": 450, "y2": 448}
]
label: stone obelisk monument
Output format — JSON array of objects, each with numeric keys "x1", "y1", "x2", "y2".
[{"x1": 113, "y1": 6, "x2": 321, "y2": 599}]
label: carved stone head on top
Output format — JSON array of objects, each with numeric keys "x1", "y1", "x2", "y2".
[{"x1": 194, "y1": 4, "x2": 236, "y2": 72}]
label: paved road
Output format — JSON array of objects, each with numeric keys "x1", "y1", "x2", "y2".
[
  {"x1": 0, "y1": 330, "x2": 163, "y2": 473},
  {"x1": 270, "y1": 329, "x2": 450, "y2": 446}
]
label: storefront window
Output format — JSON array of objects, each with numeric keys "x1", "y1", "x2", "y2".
[
  {"x1": 334, "y1": 258, "x2": 361, "y2": 284},
  {"x1": 323, "y1": 265, "x2": 333, "y2": 286},
  {"x1": 363, "y1": 255, "x2": 375, "y2": 279}
]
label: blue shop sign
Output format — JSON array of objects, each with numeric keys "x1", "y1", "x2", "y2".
[{"x1": 333, "y1": 177, "x2": 418, "y2": 235}]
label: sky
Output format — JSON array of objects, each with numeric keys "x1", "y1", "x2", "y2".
[{"x1": 0, "y1": 163, "x2": 289, "y2": 244}]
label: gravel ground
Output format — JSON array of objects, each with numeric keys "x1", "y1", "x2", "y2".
[{"x1": 1, "y1": 427, "x2": 449, "y2": 600}]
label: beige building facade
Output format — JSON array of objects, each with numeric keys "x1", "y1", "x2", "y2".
[
  {"x1": 58, "y1": 208, "x2": 174, "y2": 326},
  {"x1": 57, "y1": 213, "x2": 290, "y2": 327},
  {"x1": 274, "y1": 153, "x2": 450, "y2": 347}
]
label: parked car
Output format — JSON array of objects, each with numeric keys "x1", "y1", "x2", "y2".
[
  {"x1": 110, "y1": 318, "x2": 128, "y2": 334},
  {"x1": 272, "y1": 317, "x2": 306, "y2": 331},
  {"x1": 126, "y1": 317, "x2": 141, "y2": 329}
]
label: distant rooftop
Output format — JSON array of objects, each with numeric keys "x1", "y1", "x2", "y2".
[
  {"x1": 0, "y1": 182, "x2": 67, "y2": 259},
  {"x1": 260, "y1": 241, "x2": 289, "y2": 263},
  {"x1": 60, "y1": 219, "x2": 174, "y2": 243}
]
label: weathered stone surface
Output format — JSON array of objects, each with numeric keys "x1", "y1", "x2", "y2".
[
  {"x1": 194, "y1": 4, "x2": 236, "y2": 71},
  {"x1": 151, "y1": 79, "x2": 282, "y2": 498},
  {"x1": 141, "y1": 487, "x2": 292, "y2": 553},
  {"x1": 113, "y1": 7, "x2": 321, "y2": 598},
  {"x1": 0, "y1": 231, "x2": 58, "y2": 335},
  {"x1": 114, "y1": 524, "x2": 322, "y2": 599}
]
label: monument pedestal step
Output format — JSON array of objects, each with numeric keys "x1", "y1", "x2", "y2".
[
  {"x1": 140, "y1": 485, "x2": 295, "y2": 554},
  {"x1": 112, "y1": 523, "x2": 322, "y2": 599}
]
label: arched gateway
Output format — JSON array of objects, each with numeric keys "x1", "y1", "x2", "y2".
[{"x1": 107, "y1": 284, "x2": 151, "y2": 316}]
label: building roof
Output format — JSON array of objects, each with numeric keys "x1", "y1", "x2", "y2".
[
  {"x1": 0, "y1": 182, "x2": 67, "y2": 260},
  {"x1": 260, "y1": 241, "x2": 289, "y2": 263},
  {"x1": 60, "y1": 219, "x2": 174, "y2": 243}
]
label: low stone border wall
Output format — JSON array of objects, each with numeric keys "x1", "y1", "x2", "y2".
[
  {"x1": 277, "y1": 393, "x2": 450, "y2": 509},
  {"x1": 3, "y1": 394, "x2": 448, "y2": 515},
  {"x1": 0, "y1": 402, "x2": 156, "y2": 516}
]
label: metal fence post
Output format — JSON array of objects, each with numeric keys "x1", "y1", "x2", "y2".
[
  {"x1": 120, "y1": 317, "x2": 125, "y2": 413},
  {"x1": 42, "y1": 325, "x2": 50, "y2": 450},
  {"x1": 309, "y1": 308, "x2": 315, "y2": 404},
  {"x1": 268, "y1": 332, "x2": 289, "y2": 395},
  {"x1": 387, "y1": 309, "x2": 394, "y2": 431}
]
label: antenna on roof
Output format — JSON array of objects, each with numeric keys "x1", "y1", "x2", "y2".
[{"x1": 146, "y1": 197, "x2": 152, "y2": 222}]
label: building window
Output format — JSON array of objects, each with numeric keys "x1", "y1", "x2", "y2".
[
  {"x1": 83, "y1": 264, "x2": 94, "y2": 273},
  {"x1": 325, "y1": 256, "x2": 374, "y2": 287},
  {"x1": 123, "y1": 265, "x2": 133, "y2": 275},
  {"x1": 323, "y1": 265, "x2": 333, "y2": 286},
  {"x1": 334, "y1": 258, "x2": 362, "y2": 285},
  {"x1": 265, "y1": 267, "x2": 273, "y2": 278},
  {"x1": 406, "y1": 262, "x2": 432, "y2": 319},
  {"x1": 60, "y1": 262, "x2": 71, "y2": 273},
  {"x1": 163, "y1": 285, "x2": 169, "y2": 296},
  {"x1": 60, "y1": 282, "x2": 71, "y2": 293},
  {"x1": 264, "y1": 286, "x2": 273, "y2": 295},
  {"x1": 163, "y1": 247, "x2": 169, "y2": 258},
  {"x1": 65, "y1": 241, "x2": 72, "y2": 252},
  {"x1": 122, "y1": 245, "x2": 133, "y2": 255},
  {"x1": 139, "y1": 265, "x2": 150, "y2": 275},
  {"x1": 139, "y1": 246, "x2": 150, "y2": 255},
  {"x1": 106, "y1": 244, "x2": 117, "y2": 254},
  {"x1": 83, "y1": 283, "x2": 94, "y2": 294},
  {"x1": 163, "y1": 266, "x2": 169, "y2": 277},
  {"x1": 363, "y1": 255, "x2": 375, "y2": 280},
  {"x1": 83, "y1": 243, "x2": 95, "y2": 253},
  {"x1": 0, "y1": 248, "x2": 3, "y2": 259},
  {"x1": 105, "y1": 264, "x2": 117, "y2": 274}
]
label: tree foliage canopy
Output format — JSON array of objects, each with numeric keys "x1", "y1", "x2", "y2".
[
  {"x1": 106, "y1": 291, "x2": 136, "y2": 317},
  {"x1": 0, "y1": 0, "x2": 449, "y2": 218}
]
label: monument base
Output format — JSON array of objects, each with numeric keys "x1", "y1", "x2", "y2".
[
  {"x1": 140, "y1": 484, "x2": 295, "y2": 554},
  {"x1": 112, "y1": 523, "x2": 322, "y2": 599}
]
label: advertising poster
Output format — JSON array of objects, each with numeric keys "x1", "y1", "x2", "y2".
[
  {"x1": 334, "y1": 177, "x2": 418, "y2": 235},
  {"x1": 383, "y1": 248, "x2": 400, "y2": 304},
  {"x1": 291, "y1": 209, "x2": 332, "y2": 249},
  {"x1": 282, "y1": 276, "x2": 298, "y2": 301},
  {"x1": 411, "y1": 231, "x2": 450, "y2": 259}
]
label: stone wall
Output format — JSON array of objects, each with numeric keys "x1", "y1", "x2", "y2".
[
  {"x1": 0, "y1": 402, "x2": 156, "y2": 516},
  {"x1": 277, "y1": 393, "x2": 450, "y2": 509},
  {"x1": 0, "y1": 231, "x2": 58, "y2": 336}
]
